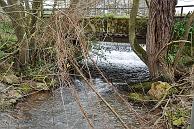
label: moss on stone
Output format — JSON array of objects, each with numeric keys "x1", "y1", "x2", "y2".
[
  {"x1": 20, "y1": 83, "x2": 32, "y2": 94},
  {"x1": 0, "y1": 99, "x2": 13, "y2": 111},
  {"x1": 3, "y1": 74, "x2": 20, "y2": 84},
  {"x1": 148, "y1": 81, "x2": 171, "y2": 100},
  {"x1": 128, "y1": 93, "x2": 153, "y2": 102},
  {"x1": 129, "y1": 81, "x2": 152, "y2": 92}
]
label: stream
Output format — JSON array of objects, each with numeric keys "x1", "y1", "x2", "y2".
[{"x1": 0, "y1": 42, "x2": 149, "y2": 129}]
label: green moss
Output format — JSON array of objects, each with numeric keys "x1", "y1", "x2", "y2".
[
  {"x1": 165, "y1": 108, "x2": 188, "y2": 127},
  {"x1": 173, "y1": 117, "x2": 185, "y2": 126},
  {"x1": 0, "y1": 99, "x2": 14, "y2": 111},
  {"x1": 129, "y1": 81, "x2": 152, "y2": 92},
  {"x1": 20, "y1": 83, "x2": 32, "y2": 94},
  {"x1": 128, "y1": 93, "x2": 152, "y2": 102},
  {"x1": 0, "y1": 22, "x2": 13, "y2": 33}
]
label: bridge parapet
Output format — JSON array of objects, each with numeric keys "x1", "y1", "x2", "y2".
[{"x1": 41, "y1": 5, "x2": 194, "y2": 42}]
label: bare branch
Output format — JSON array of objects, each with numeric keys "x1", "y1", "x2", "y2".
[{"x1": 145, "y1": 0, "x2": 149, "y2": 8}]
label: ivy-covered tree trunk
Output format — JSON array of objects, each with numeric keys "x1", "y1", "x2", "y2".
[
  {"x1": 146, "y1": 0, "x2": 177, "y2": 81},
  {"x1": 0, "y1": 0, "x2": 29, "y2": 65},
  {"x1": 0, "y1": 0, "x2": 43, "y2": 67}
]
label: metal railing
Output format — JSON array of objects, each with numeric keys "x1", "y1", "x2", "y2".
[
  {"x1": 42, "y1": 5, "x2": 194, "y2": 18},
  {"x1": 176, "y1": 5, "x2": 194, "y2": 16}
]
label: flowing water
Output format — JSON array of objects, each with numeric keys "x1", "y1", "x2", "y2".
[
  {"x1": 88, "y1": 42, "x2": 149, "y2": 87},
  {"x1": 0, "y1": 42, "x2": 149, "y2": 129}
]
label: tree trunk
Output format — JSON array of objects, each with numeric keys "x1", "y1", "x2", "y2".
[
  {"x1": 29, "y1": 0, "x2": 43, "y2": 63},
  {"x1": 0, "y1": 0, "x2": 43, "y2": 66},
  {"x1": 146, "y1": 0, "x2": 177, "y2": 81},
  {"x1": 129, "y1": 0, "x2": 148, "y2": 65},
  {"x1": 30, "y1": 0, "x2": 43, "y2": 34},
  {"x1": 0, "y1": 0, "x2": 29, "y2": 65}
]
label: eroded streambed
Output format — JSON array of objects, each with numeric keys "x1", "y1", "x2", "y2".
[{"x1": 0, "y1": 42, "x2": 149, "y2": 129}]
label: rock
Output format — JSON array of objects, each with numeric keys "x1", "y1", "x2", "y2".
[
  {"x1": 0, "y1": 100, "x2": 12, "y2": 111},
  {"x1": 20, "y1": 83, "x2": 32, "y2": 94},
  {"x1": 9, "y1": 99, "x2": 17, "y2": 103},
  {"x1": 7, "y1": 90, "x2": 22, "y2": 99},
  {"x1": 148, "y1": 81, "x2": 171, "y2": 100},
  {"x1": 0, "y1": 75, "x2": 3, "y2": 81},
  {"x1": 36, "y1": 83, "x2": 49, "y2": 90},
  {"x1": 0, "y1": 50, "x2": 5, "y2": 59},
  {"x1": 0, "y1": 97, "x2": 15, "y2": 111},
  {"x1": 3, "y1": 75, "x2": 20, "y2": 84},
  {"x1": 0, "y1": 83, "x2": 7, "y2": 92},
  {"x1": 0, "y1": 89, "x2": 21, "y2": 111}
]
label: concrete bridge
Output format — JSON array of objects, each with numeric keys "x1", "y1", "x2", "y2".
[{"x1": 43, "y1": 5, "x2": 194, "y2": 43}]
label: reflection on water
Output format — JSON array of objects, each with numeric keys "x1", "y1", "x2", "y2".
[{"x1": 0, "y1": 42, "x2": 149, "y2": 129}]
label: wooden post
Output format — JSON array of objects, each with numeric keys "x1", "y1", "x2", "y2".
[
  {"x1": 181, "y1": 6, "x2": 183, "y2": 16},
  {"x1": 145, "y1": 0, "x2": 149, "y2": 8}
]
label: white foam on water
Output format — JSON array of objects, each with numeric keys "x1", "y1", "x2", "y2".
[{"x1": 90, "y1": 42, "x2": 147, "y2": 68}]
